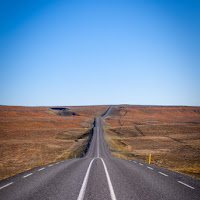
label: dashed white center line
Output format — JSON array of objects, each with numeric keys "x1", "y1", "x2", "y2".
[
  {"x1": 0, "y1": 182, "x2": 14, "y2": 190},
  {"x1": 159, "y1": 172, "x2": 168, "y2": 177},
  {"x1": 133, "y1": 161, "x2": 137, "y2": 163},
  {"x1": 48, "y1": 164, "x2": 53, "y2": 167},
  {"x1": 56, "y1": 162, "x2": 60, "y2": 164},
  {"x1": 61, "y1": 161, "x2": 64, "y2": 162},
  {"x1": 139, "y1": 163, "x2": 143, "y2": 166},
  {"x1": 129, "y1": 160, "x2": 132, "y2": 161},
  {"x1": 147, "y1": 166, "x2": 153, "y2": 170},
  {"x1": 38, "y1": 167, "x2": 45, "y2": 171},
  {"x1": 23, "y1": 173, "x2": 33, "y2": 178},
  {"x1": 178, "y1": 181, "x2": 195, "y2": 189}
]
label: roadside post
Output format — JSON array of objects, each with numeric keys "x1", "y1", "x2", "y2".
[
  {"x1": 149, "y1": 154, "x2": 151, "y2": 164},
  {"x1": 41, "y1": 155, "x2": 43, "y2": 166}
]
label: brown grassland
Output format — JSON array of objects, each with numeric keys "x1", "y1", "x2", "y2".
[
  {"x1": 103, "y1": 105, "x2": 200, "y2": 179},
  {"x1": 1, "y1": 105, "x2": 200, "y2": 181},
  {"x1": 0, "y1": 105, "x2": 108, "y2": 180}
]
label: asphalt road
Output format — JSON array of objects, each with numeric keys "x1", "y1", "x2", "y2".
[{"x1": 0, "y1": 106, "x2": 200, "y2": 200}]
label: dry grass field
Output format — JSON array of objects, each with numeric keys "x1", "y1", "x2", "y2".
[
  {"x1": 0, "y1": 105, "x2": 108, "y2": 180},
  {"x1": 103, "y1": 105, "x2": 200, "y2": 179}
]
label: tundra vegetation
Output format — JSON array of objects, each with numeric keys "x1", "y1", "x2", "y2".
[
  {"x1": 1, "y1": 105, "x2": 200, "y2": 180},
  {"x1": 0, "y1": 105, "x2": 108, "y2": 180},
  {"x1": 103, "y1": 105, "x2": 200, "y2": 179}
]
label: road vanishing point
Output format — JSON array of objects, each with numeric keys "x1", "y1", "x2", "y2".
[{"x1": 0, "y1": 106, "x2": 200, "y2": 200}]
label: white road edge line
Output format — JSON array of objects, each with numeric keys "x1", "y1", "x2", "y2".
[
  {"x1": 56, "y1": 162, "x2": 60, "y2": 164},
  {"x1": 159, "y1": 172, "x2": 168, "y2": 177},
  {"x1": 23, "y1": 173, "x2": 33, "y2": 178},
  {"x1": 178, "y1": 181, "x2": 195, "y2": 189},
  {"x1": 77, "y1": 158, "x2": 96, "y2": 200},
  {"x1": 48, "y1": 164, "x2": 53, "y2": 167},
  {"x1": 139, "y1": 163, "x2": 143, "y2": 166},
  {"x1": 100, "y1": 158, "x2": 117, "y2": 200},
  {"x1": 133, "y1": 161, "x2": 136, "y2": 163},
  {"x1": 38, "y1": 167, "x2": 45, "y2": 171},
  {"x1": 147, "y1": 166, "x2": 153, "y2": 170},
  {"x1": 0, "y1": 182, "x2": 14, "y2": 190},
  {"x1": 97, "y1": 127, "x2": 100, "y2": 158}
]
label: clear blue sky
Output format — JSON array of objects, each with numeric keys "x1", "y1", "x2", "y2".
[{"x1": 0, "y1": 0, "x2": 199, "y2": 106}]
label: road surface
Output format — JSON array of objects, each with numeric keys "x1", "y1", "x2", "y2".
[{"x1": 0, "y1": 106, "x2": 200, "y2": 200}]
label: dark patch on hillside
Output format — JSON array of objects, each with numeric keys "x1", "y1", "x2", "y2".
[
  {"x1": 51, "y1": 107, "x2": 66, "y2": 111},
  {"x1": 51, "y1": 107, "x2": 79, "y2": 116}
]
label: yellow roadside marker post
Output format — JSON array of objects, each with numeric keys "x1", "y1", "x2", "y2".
[
  {"x1": 41, "y1": 155, "x2": 43, "y2": 166},
  {"x1": 75, "y1": 154, "x2": 76, "y2": 159},
  {"x1": 149, "y1": 154, "x2": 151, "y2": 164},
  {"x1": 118, "y1": 155, "x2": 120, "y2": 158}
]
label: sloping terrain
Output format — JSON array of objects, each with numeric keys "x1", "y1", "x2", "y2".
[
  {"x1": 103, "y1": 105, "x2": 200, "y2": 178},
  {"x1": 0, "y1": 105, "x2": 108, "y2": 180}
]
